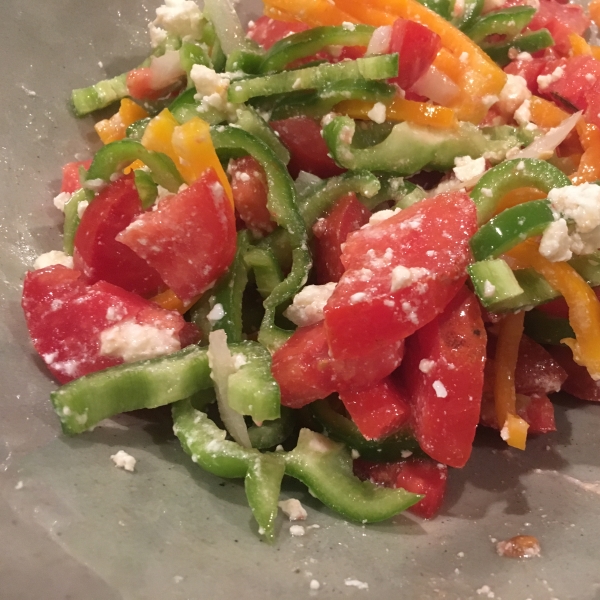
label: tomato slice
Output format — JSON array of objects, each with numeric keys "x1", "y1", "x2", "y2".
[
  {"x1": 504, "y1": 57, "x2": 548, "y2": 96},
  {"x1": 480, "y1": 392, "x2": 556, "y2": 433},
  {"x1": 21, "y1": 265, "x2": 197, "y2": 383},
  {"x1": 398, "y1": 287, "x2": 487, "y2": 468},
  {"x1": 270, "y1": 116, "x2": 345, "y2": 179},
  {"x1": 73, "y1": 174, "x2": 166, "y2": 297},
  {"x1": 246, "y1": 16, "x2": 310, "y2": 49},
  {"x1": 323, "y1": 192, "x2": 477, "y2": 360},
  {"x1": 61, "y1": 159, "x2": 91, "y2": 193},
  {"x1": 272, "y1": 321, "x2": 405, "y2": 408},
  {"x1": 117, "y1": 169, "x2": 237, "y2": 304},
  {"x1": 546, "y1": 344, "x2": 600, "y2": 402},
  {"x1": 312, "y1": 192, "x2": 371, "y2": 284},
  {"x1": 354, "y1": 458, "x2": 448, "y2": 519}
]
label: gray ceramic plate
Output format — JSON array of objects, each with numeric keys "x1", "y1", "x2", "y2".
[{"x1": 2, "y1": 1, "x2": 600, "y2": 598}]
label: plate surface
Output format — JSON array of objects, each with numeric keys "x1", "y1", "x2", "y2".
[{"x1": 2, "y1": 1, "x2": 600, "y2": 599}]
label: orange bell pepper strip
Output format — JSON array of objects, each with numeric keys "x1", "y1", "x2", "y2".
[
  {"x1": 494, "y1": 311, "x2": 529, "y2": 450},
  {"x1": 94, "y1": 98, "x2": 149, "y2": 145},
  {"x1": 335, "y1": 97, "x2": 458, "y2": 129},
  {"x1": 493, "y1": 187, "x2": 547, "y2": 216},
  {"x1": 151, "y1": 288, "x2": 200, "y2": 314},
  {"x1": 433, "y1": 48, "x2": 462, "y2": 84},
  {"x1": 528, "y1": 96, "x2": 570, "y2": 129},
  {"x1": 263, "y1": 0, "x2": 357, "y2": 26},
  {"x1": 141, "y1": 108, "x2": 185, "y2": 176},
  {"x1": 572, "y1": 122, "x2": 600, "y2": 184},
  {"x1": 508, "y1": 240, "x2": 600, "y2": 381},
  {"x1": 590, "y1": 0, "x2": 600, "y2": 27},
  {"x1": 569, "y1": 33, "x2": 600, "y2": 61}
]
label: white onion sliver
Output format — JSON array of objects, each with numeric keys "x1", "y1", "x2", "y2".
[
  {"x1": 411, "y1": 65, "x2": 460, "y2": 106},
  {"x1": 207, "y1": 330, "x2": 252, "y2": 448},
  {"x1": 149, "y1": 50, "x2": 186, "y2": 90},
  {"x1": 366, "y1": 26, "x2": 392, "y2": 56},
  {"x1": 203, "y1": 0, "x2": 247, "y2": 56},
  {"x1": 510, "y1": 111, "x2": 582, "y2": 160}
]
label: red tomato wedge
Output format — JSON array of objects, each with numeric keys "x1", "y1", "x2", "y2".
[
  {"x1": 272, "y1": 321, "x2": 405, "y2": 408},
  {"x1": 323, "y1": 192, "x2": 477, "y2": 360},
  {"x1": 61, "y1": 159, "x2": 91, "y2": 193},
  {"x1": 126, "y1": 68, "x2": 165, "y2": 101},
  {"x1": 117, "y1": 169, "x2": 237, "y2": 304},
  {"x1": 228, "y1": 156, "x2": 275, "y2": 237},
  {"x1": 73, "y1": 174, "x2": 166, "y2": 297},
  {"x1": 547, "y1": 344, "x2": 600, "y2": 402},
  {"x1": 504, "y1": 57, "x2": 548, "y2": 95},
  {"x1": 480, "y1": 392, "x2": 557, "y2": 434},
  {"x1": 270, "y1": 116, "x2": 345, "y2": 179},
  {"x1": 389, "y1": 18, "x2": 442, "y2": 90},
  {"x1": 312, "y1": 193, "x2": 371, "y2": 284},
  {"x1": 398, "y1": 287, "x2": 487, "y2": 468},
  {"x1": 21, "y1": 265, "x2": 197, "y2": 383},
  {"x1": 246, "y1": 16, "x2": 309, "y2": 49},
  {"x1": 354, "y1": 458, "x2": 448, "y2": 519},
  {"x1": 339, "y1": 377, "x2": 411, "y2": 440}
]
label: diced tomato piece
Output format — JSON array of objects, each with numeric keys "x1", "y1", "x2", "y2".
[
  {"x1": 228, "y1": 156, "x2": 274, "y2": 237},
  {"x1": 270, "y1": 117, "x2": 344, "y2": 179},
  {"x1": 323, "y1": 192, "x2": 477, "y2": 360},
  {"x1": 389, "y1": 18, "x2": 441, "y2": 90},
  {"x1": 584, "y1": 80, "x2": 600, "y2": 129},
  {"x1": 480, "y1": 391, "x2": 556, "y2": 433},
  {"x1": 398, "y1": 287, "x2": 487, "y2": 468},
  {"x1": 339, "y1": 377, "x2": 410, "y2": 440},
  {"x1": 126, "y1": 68, "x2": 166, "y2": 101},
  {"x1": 527, "y1": 0, "x2": 590, "y2": 56},
  {"x1": 272, "y1": 321, "x2": 405, "y2": 408},
  {"x1": 246, "y1": 16, "x2": 309, "y2": 49},
  {"x1": 504, "y1": 57, "x2": 548, "y2": 95},
  {"x1": 73, "y1": 174, "x2": 166, "y2": 297},
  {"x1": 354, "y1": 458, "x2": 448, "y2": 519},
  {"x1": 61, "y1": 160, "x2": 92, "y2": 193},
  {"x1": 21, "y1": 265, "x2": 197, "y2": 383},
  {"x1": 546, "y1": 344, "x2": 600, "y2": 401},
  {"x1": 117, "y1": 169, "x2": 236, "y2": 304},
  {"x1": 312, "y1": 193, "x2": 371, "y2": 284},
  {"x1": 514, "y1": 335, "x2": 567, "y2": 395}
]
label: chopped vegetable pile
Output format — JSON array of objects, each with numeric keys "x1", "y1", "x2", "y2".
[{"x1": 22, "y1": 0, "x2": 600, "y2": 540}]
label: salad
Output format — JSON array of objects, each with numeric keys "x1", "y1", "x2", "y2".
[{"x1": 21, "y1": 0, "x2": 600, "y2": 540}]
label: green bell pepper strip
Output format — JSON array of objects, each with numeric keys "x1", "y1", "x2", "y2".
[
  {"x1": 71, "y1": 73, "x2": 129, "y2": 117},
  {"x1": 225, "y1": 48, "x2": 265, "y2": 75},
  {"x1": 133, "y1": 169, "x2": 159, "y2": 209},
  {"x1": 234, "y1": 106, "x2": 290, "y2": 165},
  {"x1": 247, "y1": 407, "x2": 295, "y2": 449},
  {"x1": 470, "y1": 158, "x2": 571, "y2": 225},
  {"x1": 259, "y1": 25, "x2": 376, "y2": 74},
  {"x1": 470, "y1": 199, "x2": 555, "y2": 261},
  {"x1": 467, "y1": 258, "x2": 525, "y2": 310},
  {"x1": 323, "y1": 116, "x2": 518, "y2": 176},
  {"x1": 63, "y1": 188, "x2": 94, "y2": 255},
  {"x1": 484, "y1": 30, "x2": 554, "y2": 68},
  {"x1": 463, "y1": 6, "x2": 536, "y2": 44},
  {"x1": 51, "y1": 345, "x2": 212, "y2": 435},
  {"x1": 311, "y1": 400, "x2": 421, "y2": 462},
  {"x1": 416, "y1": 0, "x2": 453, "y2": 20},
  {"x1": 210, "y1": 126, "x2": 311, "y2": 352},
  {"x1": 228, "y1": 54, "x2": 399, "y2": 104},
  {"x1": 168, "y1": 88, "x2": 199, "y2": 124},
  {"x1": 179, "y1": 41, "x2": 211, "y2": 82},
  {"x1": 452, "y1": 0, "x2": 484, "y2": 31},
  {"x1": 284, "y1": 429, "x2": 421, "y2": 523},
  {"x1": 244, "y1": 246, "x2": 284, "y2": 299},
  {"x1": 245, "y1": 453, "x2": 286, "y2": 541},
  {"x1": 524, "y1": 309, "x2": 574, "y2": 346},
  {"x1": 362, "y1": 174, "x2": 425, "y2": 209},
  {"x1": 227, "y1": 341, "x2": 281, "y2": 423},
  {"x1": 85, "y1": 139, "x2": 184, "y2": 192},
  {"x1": 125, "y1": 117, "x2": 151, "y2": 141}
]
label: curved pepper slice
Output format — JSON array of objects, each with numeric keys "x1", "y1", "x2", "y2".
[
  {"x1": 463, "y1": 6, "x2": 535, "y2": 44},
  {"x1": 95, "y1": 98, "x2": 149, "y2": 145}
]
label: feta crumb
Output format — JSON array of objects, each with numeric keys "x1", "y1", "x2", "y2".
[
  {"x1": 292, "y1": 77, "x2": 302, "y2": 90},
  {"x1": 148, "y1": 23, "x2": 168, "y2": 48},
  {"x1": 432, "y1": 380, "x2": 448, "y2": 398},
  {"x1": 111, "y1": 450, "x2": 136, "y2": 472},
  {"x1": 367, "y1": 102, "x2": 387, "y2": 124},
  {"x1": 344, "y1": 578, "x2": 369, "y2": 590},
  {"x1": 483, "y1": 280, "x2": 496, "y2": 298},
  {"x1": 153, "y1": 0, "x2": 202, "y2": 39},
  {"x1": 453, "y1": 156, "x2": 486, "y2": 182},
  {"x1": 350, "y1": 292, "x2": 367, "y2": 303},
  {"x1": 500, "y1": 422, "x2": 510, "y2": 441},
  {"x1": 33, "y1": 250, "x2": 74, "y2": 270},
  {"x1": 342, "y1": 21, "x2": 356, "y2": 30},
  {"x1": 537, "y1": 66, "x2": 565, "y2": 91},
  {"x1": 232, "y1": 353, "x2": 247, "y2": 370},
  {"x1": 539, "y1": 218, "x2": 572, "y2": 262},
  {"x1": 367, "y1": 207, "x2": 401, "y2": 226},
  {"x1": 498, "y1": 74, "x2": 531, "y2": 115},
  {"x1": 190, "y1": 65, "x2": 230, "y2": 112},
  {"x1": 459, "y1": 51, "x2": 469, "y2": 64},
  {"x1": 419, "y1": 359, "x2": 435, "y2": 374},
  {"x1": 390, "y1": 265, "x2": 429, "y2": 292},
  {"x1": 309, "y1": 579, "x2": 321, "y2": 590},
  {"x1": 476, "y1": 584, "x2": 495, "y2": 598},
  {"x1": 15, "y1": 481, "x2": 23, "y2": 490},
  {"x1": 351, "y1": 449, "x2": 360, "y2": 459},
  {"x1": 206, "y1": 303, "x2": 225, "y2": 325},
  {"x1": 514, "y1": 98, "x2": 532, "y2": 127},
  {"x1": 516, "y1": 51, "x2": 533, "y2": 61},
  {"x1": 290, "y1": 525, "x2": 306, "y2": 536},
  {"x1": 53, "y1": 191, "x2": 72, "y2": 212},
  {"x1": 548, "y1": 183, "x2": 600, "y2": 233},
  {"x1": 482, "y1": 94, "x2": 499, "y2": 109},
  {"x1": 77, "y1": 200, "x2": 89, "y2": 219},
  {"x1": 83, "y1": 178, "x2": 107, "y2": 193},
  {"x1": 401, "y1": 450, "x2": 413, "y2": 458},
  {"x1": 279, "y1": 498, "x2": 308, "y2": 521},
  {"x1": 284, "y1": 282, "x2": 337, "y2": 326},
  {"x1": 173, "y1": 575, "x2": 184, "y2": 584}
]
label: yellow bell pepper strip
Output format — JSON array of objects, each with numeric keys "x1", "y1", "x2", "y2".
[
  {"x1": 262, "y1": 0, "x2": 358, "y2": 26},
  {"x1": 493, "y1": 187, "x2": 546, "y2": 216},
  {"x1": 141, "y1": 108, "x2": 184, "y2": 175},
  {"x1": 123, "y1": 158, "x2": 145, "y2": 175},
  {"x1": 569, "y1": 33, "x2": 600, "y2": 61},
  {"x1": 151, "y1": 288, "x2": 200, "y2": 314},
  {"x1": 335, "y1": 97, "x2": 458, "y2": 129},
  {"x1": 494, "y1": 311, "x2": 529, "y2": 450},
  {"x1": 571, "y1": 122, "x2": 600, "y2": 184},
  {"x1": 433, "y1": 48, "x2": 462, "y2": 84},
  {"x1": 508, "y1": 240, "x2": 600, "y2": 381},
  {"x1": 94, "y1": 98, "x2": 149, "y2": 144},
  {"x1": 528, "y1": 96, "x2": 570, "y2": 129}
]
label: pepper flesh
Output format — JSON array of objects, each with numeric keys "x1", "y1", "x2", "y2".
[{"x1": 95, "y1": 98, "x2": 149, "y2": 145}]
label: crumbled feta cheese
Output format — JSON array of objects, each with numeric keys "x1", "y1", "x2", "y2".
[
  {"x1": 290, "y1": 525, "x2": 306, "y2": 536},
  {"x1": 419, "y1": 359, "x2": 435, "y2": 374},
  {"x1": 206, "y1": 303, "x2": 225, "y2": 325},
  {"x1": 292, "y1": 77, "x2": 302, "y2": 90},
  {"x1": 367, "y1": 207, "x2": 401, "y2": 226},
  {"x1": 539, "y1": 218, "x2": 572, "y2": 262},
  {"x1": 344, "y1": 579, "x2": 369, "y2": 590},
  {"x1": 482, "y1": 95, "x2": 499, "y2": 109},
  {"x1": 516, "y1": 51, "x2": 533, "y2": 61},
  {"x1": 100, "y1": 321, "x2": 181, "y2": 363},
  {"x1": 33, "y1": 250, "x2": 74, "y2": 270},
  {"x1": 190, "y1": 65, "x2": 230, "y2": 112},
  {"x1": 514, "y1": 98, "x2": 532, "y2": 127},
  {"x1": 77, "y1": 200, "x2": 89, "y2": 219},
  {"x1": 111, "y1": 450, "x2": 136, "y2": 472},
  {"x1": 309, "y1": 580, "x2": 321, "y2": 591},
  {"x1": 53, "y1": 191, "x2": 72, "y2": 212},
  {"x1": 453, "y1": 156, "x2": 486, "y2": 182},
  {"x1": 548, "y1": 183, "x2": 600, "y2": 233},
  {"x1": 278, "y1": 498, "x2": 308, "y2": 521},
  {"x1": 498, "y1": 74, "x2": 531, "y2": 115},
  {"x1": 401, "y1": 450, "x2": 413, "y2": 458},
  {"x1": 351, "y1": 449, "x2": 360, "y2": 459},
  {"x1": 367, "y1": 102, "x2": 387, "y2": 124},
  {"x1": 483, "y1": 280, "x2": 496, "y2": 298},
  {"x1": 342, "y1": 21, "x2": 356, "y2": 30},
  {"x1": 500, "y1": 422, "x2": 510, "y2": 441},
  {"x1": 153, "y1": 0, "x2": 202, "y2": 39},
  {"x1": 537, "y1": 66, "x2": 565, "y2": 91},
  {"x1": 232, "y1": 353, "x2": 247, "y2": 370},
  {"x1": 283, "y1": 282, "x2": 337, "y2": 326},
  {"x1": 432, "y1": 380, "x2": 448, "y2": 398},
  {"x1": 15, "y1": 481, "x2": 24, "y2": 490},
  {"x1": 390, "y1": 265, "x2": 429, "y2": 292},
  {"x1": 148, "y1": 23, "x2": 168, "y2": 48},
  {"x1": 350, "y1": 292, "x2": 366, "y2": 303},
  {"x1": 459, "y1": 51, "x2": 469, "y2": 64}
]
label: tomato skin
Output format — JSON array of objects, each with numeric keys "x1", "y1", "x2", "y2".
[
  {"x1": 270, "y1": 117, "x2": 344, "y2": 179},
  {"x1": 353, "y1": 458, "x2": 448, "y2": 519},
  {"x1": 504, "y1": 57, "x2": 548, "y2": 95},
  {"x1": 61, "y1": 160, "x2": 92, "y2": 193},
  {"x1": 546, "y1": 344, "x2": 600, "y2": 402},
  {"x1": 73, "y1": 174, "x2": 166, "y2": 297},
  {"x1": 513, "y1": 335, "x2": 567, "y2": 395},
  {"x1": 246, "y1": 16, "x2": 309, "y2": 49},
  {"x1": 398, "y1": 287, "x2": 487, "y2": 468},
  {"x1": 324, "y1": 192, "x2": 477, "y2": 360},
  {"x1": 21, "y1": 265, "x2": 196, "y2": 383},
  {"x1": 126, "y1": 68, "x2": 165, "y2": 101},
  {"x1": 389, "y1": 18, "x2": 442, "y2": 90},
  {"x1": 271, "y1": 321, "x2": 405, "y2": 408},
  {"x1": 339, "y1": 377, "x2": 411, "y2": 440},
  {"x1": 312, "y1": 193, "x2": 371, "y2": 284},
  {"x1": 480, "y1": 392, "x2": 556, "y2": 433},
  {"x1": 117, "y1": 169, "x2": 236, "y2": 304},
  {"x1": 228, "y1": 156, "x2": 274, "y2": 237}
]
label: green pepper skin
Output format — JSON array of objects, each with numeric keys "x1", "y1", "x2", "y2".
[
  {"x1": 52, "y1": 346, "x2": 212, "y2": 435},
  {"x1": 179, "y1": 41, "x2": 211, "y2": 80},
  {"x1": 235, "y1": 106, "x2": 290, "y2": 165},
  {"x1": 133, "y1": 169, "x2": 159, "y2": 209},
  {"x1": 470, "y1": 158, "x2": 571, "y2": 225},
  {"x1": 125, "y1": 117, "x2": 151, "y2": 141},
  {"x1": 244, "y1": 246, "x2": 284, "y2": 299},
  {"x1": 524, "y1": 309, "x2": 574, "y2": 346},
  {"x1": 71, "y1": 73, "x2": 129, "y2": 117},
  {"x1": 484, "y1": 29, "x2": 554, "y2": 67},
  {"x1": 452, "y1": 0, "x2": 484, "y2": 30},
  {"x1": 247, "y1": 407, "x2": 295, "y2": 449},
  {"x1": 463, "y1": 6, "x2": 535, "y2": 44}
]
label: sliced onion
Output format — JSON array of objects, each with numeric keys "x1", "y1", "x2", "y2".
[
  {"x1": 510, "y1": 111, "x2": 582, "y2": 160},
  {"x1": 149, "y1": 50, "x2": 186, "y2": 90},
  {"x1": 366, "y1": 26, "x2": 392, "y2": 56},
  {"x1": 411, "y1": 65, "x2": 460, "y2": 106},
  {"x1": 208, "y1": 330, "x2": 252, "y2": 448},
  {"x1": 203, "y1": 0, "x2": 247, "y2": 56}
]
